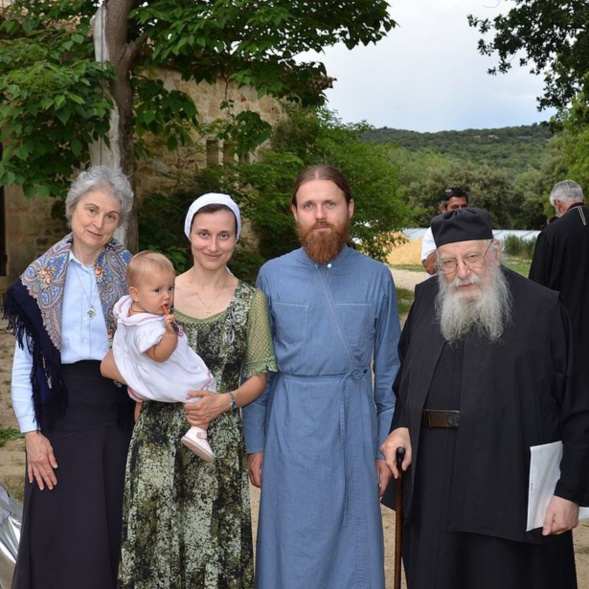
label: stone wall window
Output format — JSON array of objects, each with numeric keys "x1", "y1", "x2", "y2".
[
  {"x1": 206, "y1": 139, "x2": 220, "y2": 166},
  {"x1": 223, "y1": 142, "x2": 235, "y2": 166}
]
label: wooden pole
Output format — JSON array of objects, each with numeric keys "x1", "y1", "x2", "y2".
[{"x1": 393, "y1": 447, "x2": 406, "y2": 589}]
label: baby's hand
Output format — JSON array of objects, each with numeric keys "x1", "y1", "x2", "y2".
[
  {"x1": 162, "y1": 304, "x2": 180, "y2": 334},
  {"x1": 163, "y1": 313, "x2": 179, "y2": 334}
]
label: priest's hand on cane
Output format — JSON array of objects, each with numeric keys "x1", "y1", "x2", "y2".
[{"x1": 381, "y1": 427, "x2": 412, "y2": 478}]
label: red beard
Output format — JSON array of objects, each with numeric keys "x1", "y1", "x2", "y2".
[{"x1": 296, "y1": 220, "x2": 350, "y2": 264}]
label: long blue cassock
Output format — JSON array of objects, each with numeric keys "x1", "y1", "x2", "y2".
[{"x1": 243, "y1": 246, "x2": 401, "y2": 589}]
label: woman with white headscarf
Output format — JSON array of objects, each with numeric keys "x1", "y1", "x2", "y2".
[{"x1": 116, "y1": 193, "x2": 276, "y2": 588}]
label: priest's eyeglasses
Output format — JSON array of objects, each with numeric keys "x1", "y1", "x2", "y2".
[{"x1": 436, "y1": 243, "x2": 492, "y2": 274}]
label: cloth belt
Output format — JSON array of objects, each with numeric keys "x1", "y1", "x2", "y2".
[{"x1": 421, "y1": 409, "x2": 460, "y2": 428}]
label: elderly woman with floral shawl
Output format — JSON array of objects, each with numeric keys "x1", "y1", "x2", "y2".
[{"x1": 4, "y1": 166, "x2": 135, "y2": 589}]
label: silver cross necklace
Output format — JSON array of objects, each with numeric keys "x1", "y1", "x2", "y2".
[{"x1": 72, "y1": 263, "x2": 98, "y2": 320}]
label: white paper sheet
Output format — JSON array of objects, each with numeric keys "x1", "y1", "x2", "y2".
[{"x1": 527, "y1": 441, "x2": 589, "y2": 531}]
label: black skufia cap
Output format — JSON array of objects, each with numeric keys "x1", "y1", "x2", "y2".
[{"x1": 432, "y1": 208, "x2": 493, "y2": 247}]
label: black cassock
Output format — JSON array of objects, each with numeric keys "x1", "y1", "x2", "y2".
[
  {"x1": 530, "y1": 203, "x2": 589, "y2": 358},
  {"x1": 383, "y1": 268, "x2": 589, "y2": 589}
]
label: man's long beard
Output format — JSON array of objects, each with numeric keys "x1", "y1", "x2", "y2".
[
  {"x1": 435, "y1": 263, "x2": 512, "y2": 345},
  {"x1": 296, "y1": 220, "x2": 349, "y2": 264}
]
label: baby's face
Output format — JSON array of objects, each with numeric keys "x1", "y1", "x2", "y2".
[{"x1": 132, "y1": 271, "x2": 175, "y2": 315}]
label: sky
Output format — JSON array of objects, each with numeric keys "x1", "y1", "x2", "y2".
[{"x1": 298, "y1": 1, "x2": 556, "y2": 133}]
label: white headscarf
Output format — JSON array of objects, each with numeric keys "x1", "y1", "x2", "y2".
[{"x1": 183, "y1": 193, "x2": 242, "y2": 241}]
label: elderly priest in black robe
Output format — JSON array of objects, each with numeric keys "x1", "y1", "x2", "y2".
[
  {"x1": 381, "y1": 207, "x2": 589, "y2": 589},
  {"x1": 529, "y1": 180, "x2": 589, "y2": 366}
]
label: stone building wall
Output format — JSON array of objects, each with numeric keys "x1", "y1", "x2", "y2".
[
  {"x1": 2, "y1": 76, "x2": 285, "y2": 285},
  {"x1": 3, "y1": 186, "x2": 67, "y2": 288},
  {"x1": 135, "y1": 72, "x2": 285, "y2": 199}
]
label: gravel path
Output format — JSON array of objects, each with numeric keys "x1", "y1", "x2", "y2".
[{"x1": 390, "y1": 267, "x2": 429, "y2": 292}]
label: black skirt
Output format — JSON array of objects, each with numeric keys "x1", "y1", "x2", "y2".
[{"x1": 12, "y1": 361, "x2": 133, "y2": 589}]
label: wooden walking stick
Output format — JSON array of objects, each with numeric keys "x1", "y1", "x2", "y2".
[{"x1": 394, "y1": 447, "x2": 406, "y2": 589}]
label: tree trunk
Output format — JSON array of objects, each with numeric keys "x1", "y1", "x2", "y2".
[{"x1": 91, "y1": 0, "x2": 139, "y2": 251}]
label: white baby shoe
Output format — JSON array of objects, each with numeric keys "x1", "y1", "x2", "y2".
[{"x1": 181, "y1": 426, "x2": 215, "y2": 462}]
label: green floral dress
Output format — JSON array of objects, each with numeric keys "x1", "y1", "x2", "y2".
[{"x1": 118, "y1": 281, "x2": 276, "y2": 589}]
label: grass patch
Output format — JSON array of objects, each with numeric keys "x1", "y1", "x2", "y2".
[
  {"x1": 502, "y1": 257, "x2": 531, "y2": 277},
  {"x1": 2, "y1": 477, "x2": 24, "y2": 503},
  {"x1": 391, "y1": 264, "x2": 424, "y2": 273},
  {"x1": 396, "y1": 287, "x2": 414, "y2": 316},
  {"x1": 0, "y1": 427, "x2": 21, "y2": 448}
]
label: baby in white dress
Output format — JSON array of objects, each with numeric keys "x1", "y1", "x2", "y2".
[{"x1": 106, "y1": 251, "x2": 216, "y2": 462}]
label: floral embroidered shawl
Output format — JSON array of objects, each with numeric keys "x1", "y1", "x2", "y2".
[{"x1": 3, "y1": 233, "x2": 131, "y2": 432}]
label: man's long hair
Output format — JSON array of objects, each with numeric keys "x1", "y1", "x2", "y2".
[{"x1": 290, "y1": 164, "x2": 353, "y2": 207}]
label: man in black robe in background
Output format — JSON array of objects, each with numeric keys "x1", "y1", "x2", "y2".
[
  {"x1": 381, "y1": 208, "x2": 589, "y2": 589},
  {"x1": 529, "y1": 180, "x2": 589, "y2": 359}
]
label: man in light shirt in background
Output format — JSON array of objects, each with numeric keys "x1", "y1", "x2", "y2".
[{"x1": 421, "y1": 187, "x2": 469, "y2": 275}]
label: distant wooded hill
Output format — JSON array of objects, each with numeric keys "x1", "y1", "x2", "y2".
[{"x1": 362, "y1": 124, "x2": 553, "y2": 177}]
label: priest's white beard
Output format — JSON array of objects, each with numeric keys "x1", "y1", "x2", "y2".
[{"x1": 435, "y1": 263, "x2": 512, "y2": 344}]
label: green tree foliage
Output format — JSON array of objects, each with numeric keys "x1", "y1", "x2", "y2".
[
  {"x1": 0, "y1": 0, "x2": 395, "y2": 208},
  {"x1": 0, "y1": 12, "x2": 115, "y2": 197},
  {"x1": 363, "y1": 124, "x2": 552, "y2": 178},
  {"x1": 511, "y1": 168, "x2": 549, "y2": 228},
  {"x1": 503, "y1": 234, "x2": 536, "y2": 259},
  {"x1": 465, "y1": 2, "x2": 589, "y2": 226},
  {"x1": 549, "y1": 96, "x2": 589, "y2": 193},
  {"x1": 388, "y1": 146, "x2": 457, "y2": 225},
  {"x1": 381, "y1": 142, "x2": 519, "y2": 227},
  {"x1": 231, "y1": 108, "x2": 412, "y2": 264},
  {"x1": 364, "y1": 125, "x2": 564, "y2": 229},
  {"x1": 468, "y1": 1, "x2": 589, "y2": 113},
  {"x1": 139, "y1": 108, "x2": 411, "y2": 282}
]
